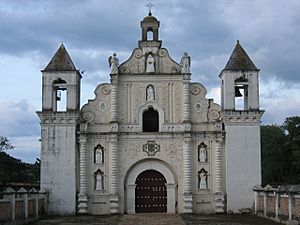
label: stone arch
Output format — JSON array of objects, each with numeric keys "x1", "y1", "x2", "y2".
[
  {"x1": 124, "y1": 159, "x2": 177, "y2": 213},
  {"x1": 52, "y1": 78, "x2": 67, "y2": 111},
  {"x1": 138, "y1": 102, "x2": 165, "y2": 132}
]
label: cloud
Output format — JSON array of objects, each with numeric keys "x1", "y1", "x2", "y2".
[
  {"x1": 0, "y1": 99, "x2": 39, "y2": 137},
  {"x1": 0, "y1": 0, "x2": 300, "y2": 162},
  {"x1": 260, "y1": 78, "x2": 300, "y2": 124},
  {"x1": 8, "y1": 136, "x2": 40, "y2": 164}
]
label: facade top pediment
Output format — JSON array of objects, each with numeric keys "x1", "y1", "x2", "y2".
[{"x1": 118, "y1": 45, "x2": 182, "y2": 75}]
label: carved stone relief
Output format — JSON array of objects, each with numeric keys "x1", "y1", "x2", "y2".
[{"x1": 143, "y1": 140, "x2": 160, "y2": 156}]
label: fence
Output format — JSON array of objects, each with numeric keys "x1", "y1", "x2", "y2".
[
  {"x1": 254, "y1": 184, "x2": 300, "y2": 224},
  {"x1": 0, "y1": 187, "x2": 48, "y2": 225}
]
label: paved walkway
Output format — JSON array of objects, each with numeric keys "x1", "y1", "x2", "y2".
[{"x1": 28, "y1": 214, "x2": 282, "y2": 225}]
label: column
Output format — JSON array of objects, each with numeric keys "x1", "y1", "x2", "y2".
[
  {"x1": 183, "y1": 74, "x2": 190, "y2": 122},
  {"x1": 78, "y1": 134, "x2": 88, "y2": 214},
  {"x1": 254, "y1": 191, "x2": 258, "y2": 214},
  {"x1": 109, "y1": 134, "x2": 119, "y2": 213},
  {"x1": 263, "y1": 192, "x2": 267, "y2": 217},
  {"x1": 214, "y1": 140, "x2": 225, "y2": 213},
  {"x1": 183, "y1": 134, "x2": 193, "y2": 213},
  {"x1": 110, "y1": 74, "x2": 118, "y2": 122},
  {"x1": 3, "y1": 187, "x2": 15, "y2": 221},
  {"x1": 288, "y1": 193, "x2": 293, "y2": 221},
  {"x1": 275, "y1": 192, "x2": 279, "y2": 218},
  {"x1": 17, "y1": 188, "x2": 28, "y2": 218}
]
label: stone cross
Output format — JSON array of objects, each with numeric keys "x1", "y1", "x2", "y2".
[{"x1": 146, "y1": 2, "x2": 154, "y2": 16}]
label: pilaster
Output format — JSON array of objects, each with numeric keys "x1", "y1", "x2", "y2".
[
  {"x1": 182, "y1": 74, "x2": 191, "y2": 122},
  {"x1": 78, "y1": 134, "x2": 88, "y2": 214},
  {"x1": 183, "y1": 133, "x2": 193, "y2": 213},
  {"x1": 109, "y1": 134, "x2": 119, "y2": 213},
  {"x1": 214, "y1": 139, "x2": 225, "y2": 213},
  {"x1": 110, "y1": 74, "x2": 118, "y2": 122}
]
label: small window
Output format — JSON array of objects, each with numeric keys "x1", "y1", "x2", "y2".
[{"x1": 143, "y1": 107, "x2": 159, "y2": 132}]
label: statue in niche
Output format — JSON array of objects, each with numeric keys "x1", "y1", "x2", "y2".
[
  {"x1": 95, "y1": 171, "x2": 103, "y2": 190},
  {"x1": 198, "y1": 144, "x2": 207, "y2": 162},
  {"x1": 108, "y1": 53, "x2": 119, "y2": 74},
  {"x1": 180, "y1": 52, "x2": 191, "y2": 73},
  {"x1": 146, "y1": 53, "x2": 155, "y2": 73},
  {"x1": 95, "y1": 146, "x2": 103, "y2": 164},
  {"x1": 146, "y1": 85, "x2": 155, "y2": 101},
  {"x1": 198, "y1": 169, "x2": 208, "y2": 189}
]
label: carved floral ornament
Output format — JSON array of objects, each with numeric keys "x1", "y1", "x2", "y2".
[{"x1": 143, "y1": 140, "x2": 160, "y2": 156}]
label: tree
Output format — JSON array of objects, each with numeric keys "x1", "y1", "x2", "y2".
[
  {"x1": 283, "y1": 116, "x2": 300, "y2": 183},
  {"x1": 0, "y1": 136, "x2": 14, "y2": 151},
  {"x1": 0, "y1": 136, "x2": 40, "y2": 184},
  {"x1": 261, "y1": 116, "x2": 300, "y2": 185},
  {"x1": 261, "y1": 125, "x2": 286, "y2": 185}
]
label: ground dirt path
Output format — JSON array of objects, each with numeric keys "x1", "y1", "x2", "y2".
[{"x1": 28, "y1": 213, "x2": 283, "y2": 225}]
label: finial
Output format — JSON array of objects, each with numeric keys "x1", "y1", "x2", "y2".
[
  {"x1": 237, "y1": 40, "x2": 240, "y2": 44},
  {"x1": 146, "y1": 2, "x2": 154, "y2": 16}
]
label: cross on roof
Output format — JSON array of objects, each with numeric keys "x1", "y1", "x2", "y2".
[{"x1": 146, "y1": 2, "x2": 154, "y2": 16}]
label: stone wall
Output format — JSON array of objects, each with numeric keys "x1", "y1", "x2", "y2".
[
  {"x1": 254, "y1": 184, "x2": 300, "y2": 224},
  {"x1": 0, "y1": 187, "x2": 48, "y2": 225}
]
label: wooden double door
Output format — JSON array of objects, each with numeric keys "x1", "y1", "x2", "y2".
[{"x1": 135, "y1": 170, "x2": 167, "y2": 213}]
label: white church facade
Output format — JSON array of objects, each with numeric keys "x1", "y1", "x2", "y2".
[{"x1": 37, "y1": 14, "x2": 264, "y2": 215}]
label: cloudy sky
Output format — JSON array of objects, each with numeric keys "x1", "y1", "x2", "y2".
[{"x1": 0, "y1": 0, "x2": 299, "y2": 163}]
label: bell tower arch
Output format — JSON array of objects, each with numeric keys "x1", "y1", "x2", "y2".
[{"x1": 141, "y1": 12, "x2": 160, "y2": 41}]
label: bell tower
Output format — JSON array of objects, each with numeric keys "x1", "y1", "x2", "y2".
[
  {"x1": 37, "y1": 43, "x2": 81, "y2": 214},
  {"x1": 220, "y1": 41, "x2": 264, "y2": 212},
  {"x1": 220, "y1": 41, "x2": 260, "y2": 111}
]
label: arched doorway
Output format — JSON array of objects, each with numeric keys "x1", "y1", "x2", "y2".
[
  {"x1": 125, "y1": 160, "x2": 176, "y2": 213},
  {"x1": 135, "y1": 170, "x2": 167, "y2": 213}
]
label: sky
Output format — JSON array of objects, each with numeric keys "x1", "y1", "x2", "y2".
[{"x1": 0, "y1": 0, "x2": 300, "y2": 163}]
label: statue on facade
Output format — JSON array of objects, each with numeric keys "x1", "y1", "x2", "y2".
[
  {"x1": 95, "y1": 147, "x2": 103, "y2": 164},
  {"x1": 109, "y1": 53, "x2": 119, "y2": 74},
  {"x1": 95, "y1": 172, "x2": 103, "y2": 190},
  {"x1": 146, "y1": 53, "x2": 155, "y2": 73},
  {"x1": 146, "y1": 85, "x2": 155, "y2": 101},
  {"x1": 198, "y1": 144, "x2": 207, "y2": 162},
  {"x1": 198, "y1": 169, "x2": 207, "y2": 189},
  {"x1": 180, "y1": 52, "x2": 191, "y2": 73}
]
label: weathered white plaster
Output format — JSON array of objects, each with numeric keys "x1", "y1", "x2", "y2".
[{"x1": 224, "y1": 124, "x2": 262, "y2": 212}]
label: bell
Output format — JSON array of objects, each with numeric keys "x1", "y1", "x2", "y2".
[
  {"x1": 56, "y1": 90, "x2": 61, "y2": 101},
  {"x1": 235, "y1": 86, "x2": 243, "y2": 97}
]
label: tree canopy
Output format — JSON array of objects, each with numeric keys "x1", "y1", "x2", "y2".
[
  {"x1": 0, "y1": 136, "x2": 14, "y2": 151},
  {"x1": 261, "y1": 116, "x2": 300, "y2": 185},
  {"x1": 0, "y1": 136, "x2": 40, "y2": 185}
]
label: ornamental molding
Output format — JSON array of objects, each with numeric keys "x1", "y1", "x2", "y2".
[
  {"x1": 143, "y1": 140, "x2": 160, "y2": 156},
  {"x1": 221, "y1": 110, "x2": 264, "y2": 123}
]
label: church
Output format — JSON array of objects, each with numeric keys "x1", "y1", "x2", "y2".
[{"x1": 37, "y1": 12, "x2": 264, "y2": 215}]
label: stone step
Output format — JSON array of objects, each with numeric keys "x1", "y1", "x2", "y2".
[{"x1": 118, "y1": 214, "x2": 185, "y2": 225}]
